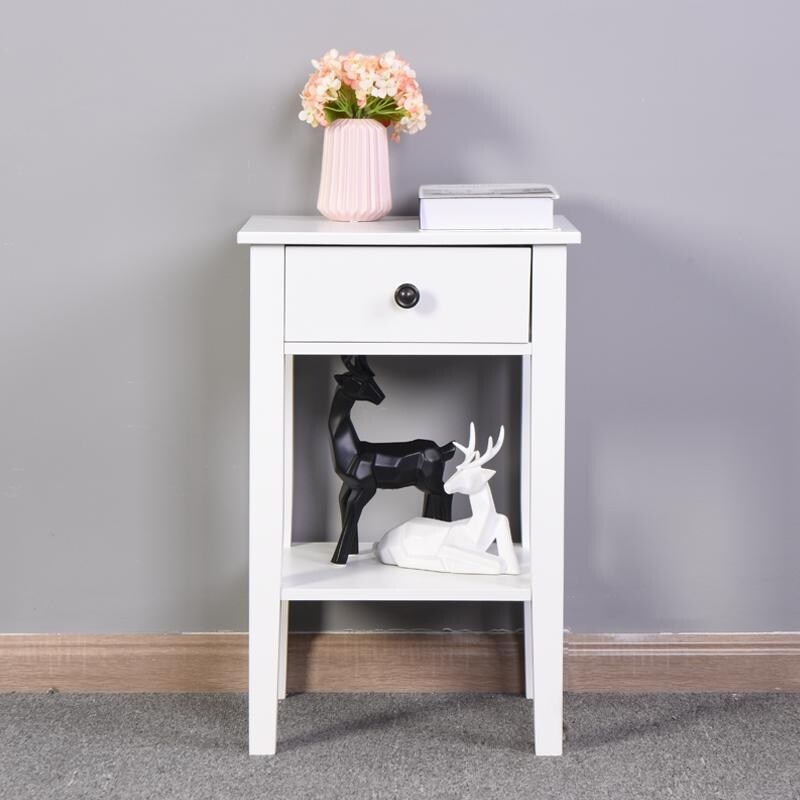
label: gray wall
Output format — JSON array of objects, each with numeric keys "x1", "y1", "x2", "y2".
[{"x1": 2, "y1": 0, "x2": 798, "y2": 634}]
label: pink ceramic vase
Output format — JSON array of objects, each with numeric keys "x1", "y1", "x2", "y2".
[{"x1": 317, "y1": 118, "x2": 392, "y2": 222}]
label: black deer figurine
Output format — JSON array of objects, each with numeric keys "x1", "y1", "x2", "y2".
[{"x1": 328, "y1": 355, "x2": 455, "y2": 564}]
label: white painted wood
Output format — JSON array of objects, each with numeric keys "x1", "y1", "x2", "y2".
[
  {"x1": 248, "y1": 245, "x2": 286, "y2": 756},
  {"x1": 285, "y1": 247, "x2": 530, "y2": 344},
  {"x1": 285, "y1": 341, "x2": 532, "y2": 356},
  {"x1": 282, "y1": 356, "x2": 294, "y2": 549},
  {"x1": 520, "y1": 355, "x2": 531, "y2": 553},
  {"x1": 529, "y1": 245, "x2": 567, "y2": 756},
  {"x1": 277, "y1": 601, "x2": 289, "y2": 700},
  {"x1": 238, "y1": 215, "x2": 581, "y2": 246},
  {"x1": 282, "y1": 542, "x2": 531, "y2": 602},
  {"x1": 240, "y1": 219, "x2": 579, "y2": 757},
  {"x1": 520, "y1": 355, "x2": 534, "y2": 700},
  {"x1": 277, "y1": 357, "x2": 293, "y2": 701},
  {"x1": 523, "y1": 602, "x2": 534, "y2": 700}
]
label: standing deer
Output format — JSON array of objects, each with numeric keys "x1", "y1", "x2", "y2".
[
  {"x1": 328, "y1": 355, "x2": 455, "y2": 565},
  {"x1": 375, "y1": 423, "x2": 520, "y2": 575}
]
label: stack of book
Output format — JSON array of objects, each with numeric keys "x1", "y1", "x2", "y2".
[{"x1": 418, "y1": 183, "x2": 559, "y2": 231}]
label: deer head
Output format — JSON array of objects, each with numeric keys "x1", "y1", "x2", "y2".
[
  {"x1": 444, "y1": 422, "x2": 505, "y2": 496},
  {"x1": 334, "y1": 355, "x2": 386, "y2": 405}
]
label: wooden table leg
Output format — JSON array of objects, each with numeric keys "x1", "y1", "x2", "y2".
[
  {"x1": 530, "y1": 245, "x2": 567, "y2": 756},
  {"x1": 248, "y1": 245, "x2": 285, "y2": 755}
]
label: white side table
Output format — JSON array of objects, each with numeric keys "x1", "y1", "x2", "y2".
[{"x1": 237, "y1": 216, "x2": 581, "y2": 755}]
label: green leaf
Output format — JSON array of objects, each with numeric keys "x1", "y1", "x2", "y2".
[{"x1": 339, "y1": 84, "x2": 358, "y2": 118}]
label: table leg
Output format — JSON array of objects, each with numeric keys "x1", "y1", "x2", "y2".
[
  {"x1": 249, "y1": 245, "x2": 285, "y2": 755},
  {"x1": 520, "y1": 354, "x2": 534, "y2": 700},
  {"x1": 277, "y1": 601, "x2": 289, "y2": 700},
  {"x1": 523, "y1": 602, "x2": 534, "y2": 700},
  {"x1": 277, "y1": 355, "x2": 294, "y2": 701},
  {"x1": 530, "y1": 245, "x2": 567, "y2": 756}
]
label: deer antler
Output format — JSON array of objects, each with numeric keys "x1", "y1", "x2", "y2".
[
  {"x1": 472, "y1": 426, "x2": 505, "y2": 468},
  {"x1": 454, "y1": 422, "x2": 478, "y2": 471},
  {"x1": 340, "y1": 355, "x2": 375, "y2": 377},
  {"x1": 355, "y1": 355, "x2": 375, "y2": 377}
]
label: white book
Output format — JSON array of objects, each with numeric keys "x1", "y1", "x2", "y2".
[{"x1": 418, "y1": 183, "x2": 558, "y2": 230}]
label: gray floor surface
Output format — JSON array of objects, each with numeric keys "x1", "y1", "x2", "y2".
[{"x1": 1, "y1": 692, "x2": 798, "y2": 799}]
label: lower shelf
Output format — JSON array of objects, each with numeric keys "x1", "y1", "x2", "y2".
[{"x1": 281, "y1": 542, "x2": 531, "y2": 602}]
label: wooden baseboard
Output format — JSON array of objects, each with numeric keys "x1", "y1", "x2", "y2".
[
  {"x1": 1, "y1": 632, "x2": 798, "y2": 694},
  {"x1": 0, "y1": 634, "x2": 248, "y2": 693},
  {"x1": 566, "y1": 633, "x2": 800, "y2": 692},
  {"x1": 288, "y1": 633, "x2": 524, "y2": 693}
]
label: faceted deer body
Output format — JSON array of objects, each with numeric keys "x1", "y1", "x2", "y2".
[
  {"x1": 328, "y1": 355, "x2": 455, "y2": 565},
  {"x1": 375, "y1": 423, "x2": 520, "y2": 575}
]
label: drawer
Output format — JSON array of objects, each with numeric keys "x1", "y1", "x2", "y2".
[{"x1": 284, "y1": 246, "x2": 531, "y2": 343}]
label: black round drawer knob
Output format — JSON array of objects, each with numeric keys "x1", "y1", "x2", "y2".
[{"x1": 394, "y1": 283, "x2": 420, "y2": 309}]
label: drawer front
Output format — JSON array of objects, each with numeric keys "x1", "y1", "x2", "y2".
[{"x1": 284, "y1": 246, "x2": 531, "y2": 343}]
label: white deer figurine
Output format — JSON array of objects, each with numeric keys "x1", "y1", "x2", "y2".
[{"x1": 375, "y1": 423, "x2": 520, "y2": 575}]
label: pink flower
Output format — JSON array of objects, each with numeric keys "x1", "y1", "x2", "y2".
[{"x1": 298, "y1": 49, "x2": 430, "y2": 139}]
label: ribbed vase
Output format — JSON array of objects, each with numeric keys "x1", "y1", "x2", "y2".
[{"x1": 317, "y1": 118, "x2": 392, "y2": 222}]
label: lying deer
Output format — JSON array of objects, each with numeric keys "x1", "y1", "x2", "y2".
[
  {"x1": 375, "y1": 423, "x2": 520, "y2": 575},
  {"x1": 328, "y1": 355, "x2": 455, "y2": 565}
]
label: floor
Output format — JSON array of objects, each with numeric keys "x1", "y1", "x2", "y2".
[{"x1": 1, "y1": 693, "x2": 798, "y2": 799}]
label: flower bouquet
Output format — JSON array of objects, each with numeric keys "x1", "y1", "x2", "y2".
[{"x1": 299, "y1": 50, "x2": 429, "y2": 221}]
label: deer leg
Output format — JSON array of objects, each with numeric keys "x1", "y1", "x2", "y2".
[
  {"x1": 331, "y1": 526, "x2": 353, "y2": 565},
  {"x1": 337, "y1": 484, "x2": 352, "y2": 529},
  {"x1": 331, "y1": 486, "x2": 375, "y2": 565},
  {"x1": 331, "y1": 485, "x2": 353, "y2": 565},
  {"x1": 344, "y1": 486, "x2": 375, "y2": 555},
  {"x1": 422, "y1": 490, "x2": 452, "y2": 522},
  {"x1": 440, "y1": 491, "x2": 453, "y2": 522}
]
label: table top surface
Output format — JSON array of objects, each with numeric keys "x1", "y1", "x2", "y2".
[{"x1": 237, "y1": 215, "x2": 580, "y2": 246}]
